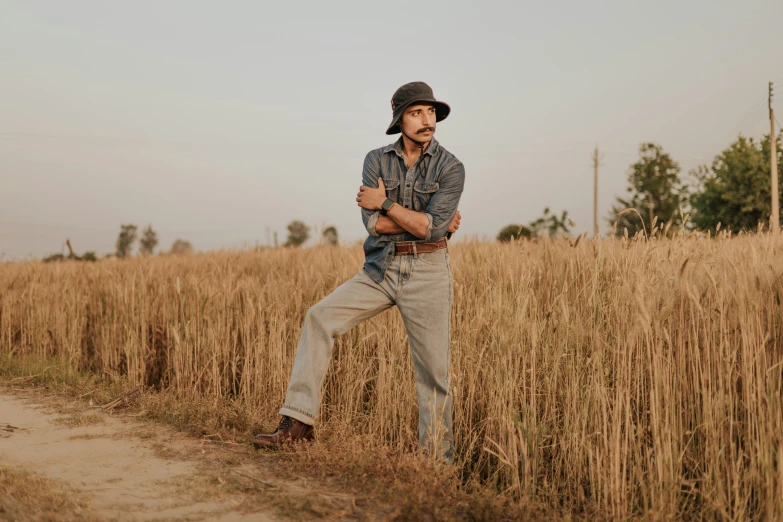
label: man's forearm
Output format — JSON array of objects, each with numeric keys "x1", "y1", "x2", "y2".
[
  {"x1": 372, "y1": 208, "x2": 459, "y2": 238},
  {"x1": 375, "y1": 215, "x2": 406, "y2": 234},
  {"x1": 385, "y1": 204, "x2": 429, "y2": 239}
]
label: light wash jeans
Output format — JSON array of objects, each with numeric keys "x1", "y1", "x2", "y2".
[{"x1": 279, "y1": 248, "x2": 454, "y2": 461}]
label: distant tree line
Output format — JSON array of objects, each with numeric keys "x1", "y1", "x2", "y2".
[
  {"x1": 283, "y1": 221, "x2": 339, "y2": 247},
  {"x1": 498, "y1": 132, "x2": 782, "y2": 241},
  {"x1": 498, "y1": 207, "x2": 573, "y2": 242},
  {"x1": 43, "y1": 239, "x2": 97, "y2": 263},
  {"x1": 114, "y1": 224, "x2": 192, "y2": 257},
  {"x1": 609, "y1": 134, "x2": 781, "y2": 236},
  {"x1": 41, "y1": 219, "x2": 340, "y2": 262},
  {"x1": 43, "y1": 224, "x2": 193, "y2": 262}
]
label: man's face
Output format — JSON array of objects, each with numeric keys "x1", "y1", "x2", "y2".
[{"x1": 399, "y1": 103, "x2": 437, "y2": 143}]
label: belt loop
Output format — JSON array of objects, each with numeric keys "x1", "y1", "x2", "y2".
[{"x1": 412, "y1": 243, "x2": 418, "y2": 258}]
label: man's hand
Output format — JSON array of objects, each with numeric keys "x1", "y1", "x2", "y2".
[
  {"x1": 357, "y1": 178, "x2": 388, "y2": 211},
  {"x1": 448, "y1": 210, "x2": 461, "y2": 234}
]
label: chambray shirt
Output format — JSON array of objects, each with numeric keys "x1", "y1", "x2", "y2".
[{"x1": 360, "y1": 137, "x2": 465, "y2": 283}]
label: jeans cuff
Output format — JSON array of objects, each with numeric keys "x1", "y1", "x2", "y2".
[{"x1": 279, "y1": 405, "x2": 316, "y2": 426}]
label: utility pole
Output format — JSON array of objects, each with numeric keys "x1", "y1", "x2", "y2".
[
  {"x1": 770, "y1": 82, "x2": 780, "y2": 232},
  {"x1": 592, "y1": 145, "x2": 602, "y2": 237},
  {"x1": 648, "y1": 193, "x2": 654, "y2": 232}
]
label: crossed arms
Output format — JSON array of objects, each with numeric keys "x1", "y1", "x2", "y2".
[{"x1": 357, "y1": 152, "x2": 464, "y2": 241}]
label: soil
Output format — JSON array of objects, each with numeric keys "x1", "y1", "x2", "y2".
[{"x1": 0, "y1": 392, "x2": 343, "y2": 521}]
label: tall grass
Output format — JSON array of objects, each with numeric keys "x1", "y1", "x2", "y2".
[{"x1": 2, "y1": 234, "x2": 782, "y2": 520}]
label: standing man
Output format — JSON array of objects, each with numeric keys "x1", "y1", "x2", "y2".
[{"x1": 254, "y1": 82, "x2": 465, "y2": 462}]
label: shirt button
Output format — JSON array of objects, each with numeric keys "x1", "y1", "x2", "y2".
[
  {"x1": 404, "y1": 204, "x2": 409, "y2": 208},
  {"x1": 406, "y1": 182, "x2": 411, "y2": 187}
]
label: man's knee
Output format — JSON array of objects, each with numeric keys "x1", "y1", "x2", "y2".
[
  {"x1": 305, "y1": 301, "x2": 326, "y2": 324},
  {"x1": 304, "y1": 300, "x2": 339, "y2": 337}
]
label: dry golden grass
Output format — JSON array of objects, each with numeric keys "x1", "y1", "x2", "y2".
[
  {"x1": 2, "y1": 234, "x2": 783, "y2": 520},
  {"x1": 0, "y1": 467, "x2": 100, "y2": 521},
  {"x1": 52, "y1": 412, "x2": 105, "y2": 428}
]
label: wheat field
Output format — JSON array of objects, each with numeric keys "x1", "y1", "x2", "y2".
[{"x1": 2, "y1": 234, "x2": 782, "y2": 520}]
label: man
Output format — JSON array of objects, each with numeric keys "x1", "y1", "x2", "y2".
[{"x1": 254, "y1": 81, "x2": 465, "y2": 462}]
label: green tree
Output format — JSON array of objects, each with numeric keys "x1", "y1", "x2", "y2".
[
  {"x1": 322, "y1": 225, "x2": 339, "y2": 246},
  {"x1": 528, "y1": 207, "x2": 571, "y2": 238},
  {"x1": 609, "y1": 143, "x2": 685, "y2": 236},
  {"x1": 139, "y1": 225, "x2": 159, "y2": 255},
  {"x1": 285, "y1": 220, "x2": 310, "y2": 247},
  {"x1": 115, "y1": 224, "x2": 138, "y2": 258},
  {"x1": 497, "y1": 224, "x2": 532, "y2": 242},
  {"x1": 170, "y1": 239, "x2": 193, "y2": 255},
  {"x1": 689, "y1": 134, "x2": 782, "y2": 232}
]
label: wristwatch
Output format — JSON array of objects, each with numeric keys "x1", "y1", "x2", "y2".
[{"x1": 381, "y1": 198, "x2": 395, "y2": 215}]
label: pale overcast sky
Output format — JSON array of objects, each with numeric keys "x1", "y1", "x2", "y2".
[{"x1": 2, "y1": 0, "x2": 782, "y2": 259}]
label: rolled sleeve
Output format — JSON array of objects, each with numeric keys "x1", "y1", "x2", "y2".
[
  {"x1": 360, "y1": 151, "x2": 382, "y2": 237},
  {"x1": 366, "y1": 210, "x2": 380, "y2": 237},
  {"x1": 423, "y1": 212, "x2": 434, "y2": 242},
  {"x1": 423, "y1": 161, "x2": 465, "y2": 242}
]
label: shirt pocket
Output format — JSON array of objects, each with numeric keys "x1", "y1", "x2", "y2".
[
  {"x1": 382, "y1": 177, "x2": 401, "y2": 203},
  {"x1": 412, "y1": 180, "x2": 439, "y2": 211}
]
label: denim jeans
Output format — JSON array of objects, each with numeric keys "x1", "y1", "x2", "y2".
[{"x1": 280, "y1": 248, "x2": 454, "y2": 462}]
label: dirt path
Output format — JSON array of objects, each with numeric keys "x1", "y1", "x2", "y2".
[{"x1": 0, "y1": 393, "x2": 280, "y2": 521}]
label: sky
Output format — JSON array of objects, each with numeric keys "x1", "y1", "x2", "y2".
[{"x1": 2, "y1": 0, "x2": 782, "y2": 260}]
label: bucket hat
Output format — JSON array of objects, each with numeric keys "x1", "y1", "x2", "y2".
[{"x1": 386, "y1": 81, "x2": 451, "y2": 135}]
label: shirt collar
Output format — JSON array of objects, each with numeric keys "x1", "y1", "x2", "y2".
[{"x1": 383, "y1": 136, "x2": 440, "y2": 157}]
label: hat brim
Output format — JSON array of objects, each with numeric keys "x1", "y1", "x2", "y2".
[{"x1": 385, "y1": 99, "x2": 451, "y2": 135}]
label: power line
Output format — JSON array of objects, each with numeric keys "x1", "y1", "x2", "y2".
[{"x1": 733, "y1": 92, "x2": 766, "y2": 131}]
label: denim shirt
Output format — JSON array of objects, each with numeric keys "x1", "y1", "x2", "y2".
[{"x1": 360, "y1": 137, "x2": 465, "y2": 283}]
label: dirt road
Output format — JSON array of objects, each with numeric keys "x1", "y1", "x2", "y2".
[{"x1": 0, "y1": 393, "x2": 293, "y2": 521}]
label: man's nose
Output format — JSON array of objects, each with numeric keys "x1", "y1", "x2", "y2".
[{"x1": 421, "y1": 112, "x2": 433, "y2": 125}]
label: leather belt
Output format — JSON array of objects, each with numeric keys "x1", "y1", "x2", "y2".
[{"x1": 394, "y1": 237, "x2": 448, "y2": 255}]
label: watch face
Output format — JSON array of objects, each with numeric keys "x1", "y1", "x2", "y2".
[{"x1": 382, "y1": 199, "x2": 394, "y2": 211}]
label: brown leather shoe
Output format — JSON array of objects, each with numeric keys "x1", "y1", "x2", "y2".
[{"x1": 252, "y1": 415, "x2": 314, "y2": 447}]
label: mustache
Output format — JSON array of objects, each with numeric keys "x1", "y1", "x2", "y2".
[{"x1": 417, "y1": 126, "x2": 435, "y2": 134}]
